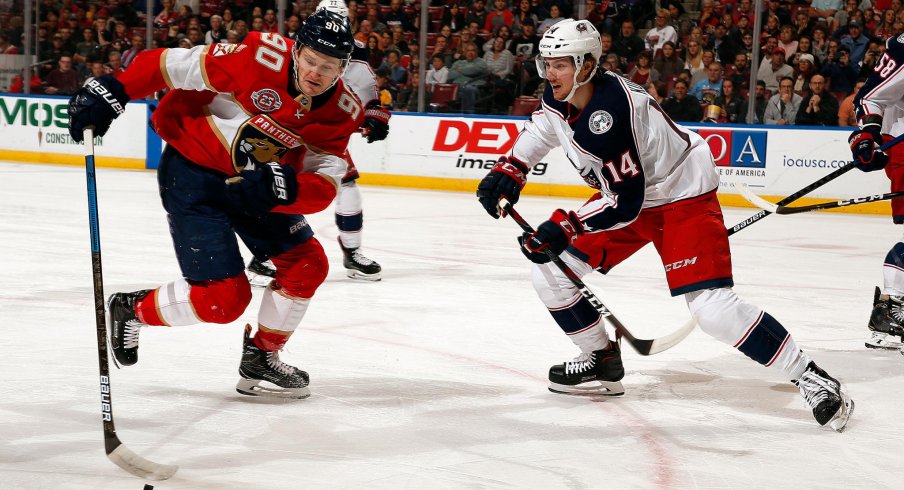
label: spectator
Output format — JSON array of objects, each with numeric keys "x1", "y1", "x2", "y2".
[
  {"x1": 653, "y1": 41, "x2": 682, "y2": 80},
  {"x1": 537, "y1": 4, "x2": 566, "y2": 35},
  {"x1": 691, "y1": 61, "x2": 723, "y2": 106},
  {"x1": 426, "y1": 54, "x2": 450, "y2": 89},
  {"x1": 645, "y1": 81, "x2": 665, "y2": 104},
  {"x1": 250, "y1": 16, "x2": 264, "y2": 33},
  {"x1": 375, "y1": 67, "x2": 394, "y2": 108},
  {"x1": 713, "y1": 78, "x2": 747, "y2": 123},
  {"x1": 792, "y1": 36, "x2": 818, "y2": 69},
  {"x1": 732, "y1": 0, "x2": 755, "y2": 25},
  {"x1": 764, "y1": 0, "x2": 792, "y2": 27},
  {"x1": 777, "y1": 25, "x2": 799, "y2": 59},
  {"x1": 233, "y1": 20, "x2": 249, "y2": 43},
  {"x1": 812, "y1": 25, "x2": 829, "y2": 63},
  {"x1": 262, "y1": 9, "x2": 279, "y2": 33},
  {"x1": 613, "y1": 19, "x2": 645, "y2": 68},
  {"x1": 698, "y1": 0, "x2": 720, "y2": 33},
  {"x1": 683, "y1": 40, "x2": 704, "y2": 73},
  {"x1": 710, "y1": 23, "x2": 736, "y2": 64},
  {"x1": 44, "y1": 56, "x2": 81, "y2": 95},
  {"x1": 484, "y1": 35, "x2": 515, "y2": 112},
  {"x1": 106, "y1": 50, "x2": 125, "y2": 75},
  {"x1": 8, "y1": 68, "x2": 42, "y2": 94},
  {"x1": 380, "y1": 49, "x2": 409, "y2": 92},
  {"x1": 186, "y1": 27, "x2": 205, "y2": 47},
  {"x1": 443, "y1": 4, "x2": 467, "y2": 33},
  {"x1": 661, "y1": 79, "x2": 702, "y2": 122},
  {"x1": 206, "y1": 15, "x2": 228, "y2": 44},
  {"x1": 222, "y1": 8, "x2": 236, "y2": 31},
  {"x1": 447, "y1": 42, "x2": 489, "y2": 113},
  {"x1": 88, "y1": 60, "x2": 107, "y2": 79},
  {"x1": 485, "y1": 0, "x2": 514, "y2": 32},
  {"x1": 757, "y1": 47, "x2": 794, "y2": 91},
  {"x1": 384, "y1": 0, "x2": 415, "y2": 32},
  {"x1": 121, "y1": 35, "x2": 144, "y2": 68},
  {"x1": 431, "y1": 35, "x2": 453, "y2": 68},
  {"x1": 690, "y1": 50, "x2": 716, "y2": 86},
  {"x1": 837, "y1": 77, "x2": 865, "y2": 126},
  {"x1": 73, "y1": 28, "x2": 102, "y2": 70},
  {"x1": 483, "y1": 25, "x2": 513, "y2": 54},
  {"x1": 795, "y1": 74, "x2": 839, "y2": 126},
  {"x1": 728, "y1": 52, "x2": 751, "y2": 91},
  {"x1": 356, "y1": 19, "x2": 374, "y2": 44},
  {"x1": 841, "y1": 20, "x2": 869, "y2": 67},
  {"x1": 628, "y1": 51, "x2": 660, "y2": 85},
  {"x1": 792, "y1": 53, "x2": 818, "y2": 92},
  {"x1": 645, "y1": 9, "x2": 678, "y2": 56},
  {"x1": 793, "y1": 9, "x2": 814, "y2": 39},
  {"x1": 154, "y1": 0, "x2": 178, "y2": 28},
  {"x1": 0, "y1": 33, "x2": 18, "y2": 54},
  {"x1": 466, "y1": 0, "x2": 490, "y2": 32},
  {"x1": 366, "y1": 34, "x2": 383, "y2": 69},
  {"x1": 764, "y1": 76, "x2": 802, "y2": 125}
]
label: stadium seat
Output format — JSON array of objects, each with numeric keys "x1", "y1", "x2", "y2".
[
  {"x1": 510, "y1": 96, "x2": 540, "y2": 116},
  {"x1": 429, "y1": 83, "x2": 459, "y2": 112}
]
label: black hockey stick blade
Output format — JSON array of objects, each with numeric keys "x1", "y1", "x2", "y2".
[
  {"x1": 774, "y1": 191, "x2": 904, "y2": 214},
  {"x1": 500, "y1": 201, "x2": 696, "y2": 355},
  {"x1": 107, "y1": 437, "x2": 179, "y2": 481},
  {"x1": 727, "y1": 132, "x2": 904, "y2": 235}
]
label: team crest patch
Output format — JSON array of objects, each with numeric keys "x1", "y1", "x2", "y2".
[
  {"x1": 212, "y1": 43, "x2": 238, "y2": 57},
  {"x1": 898, "y1": 33, "x2": 904, "y2": 44},
  {"x1": 588, "y1": 110, "x2": 613, "y2": 134},
  {"x1": 251, "y1": 89, "x2": 283, "y2": 112},
  {"x1": 576, "y1": 23, "x2": 588, "y2": 33}
]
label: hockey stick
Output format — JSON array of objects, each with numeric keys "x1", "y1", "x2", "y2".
[
  {"x1": 758, "y1": 191, "x2": 904, "y2": 214},
  {"x1": 83, "y1": 127, "x2": 178, "y2": 480},
  {"x1": 727, "y1": 132, "x2": 904, "y2": 236},
  {"x1": 500, "y1": 202, "x2": 696, "y2": 356}
]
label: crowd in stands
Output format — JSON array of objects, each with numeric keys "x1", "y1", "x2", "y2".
[{"x1": 1, "y1": 0, "x2": 901, "y2": 125}]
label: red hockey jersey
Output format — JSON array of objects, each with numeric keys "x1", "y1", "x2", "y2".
[{"x1": 117, "y1": 32, "x2": 363, "y2": 214}]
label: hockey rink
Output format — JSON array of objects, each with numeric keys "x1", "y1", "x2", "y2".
[{"x1": 2, "y1": 161, "x2": 903, "y2": 489}]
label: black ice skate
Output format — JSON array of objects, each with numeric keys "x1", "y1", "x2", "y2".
[
  {"x1": 794, "y1": 361, "x2": 854, "y2": 432},
  {"x1": 866, "y1": 287, "x2": 904, "y2": 350},
  {"x1": 246, "y1": 257, "x2": 276, "y2": 288},
  {"x1": 339, "y1": 238, "x2": 382, "y2": 281},
  {"x1": 236, "y1": 325, "x2": 310, "y2": 399},
  {"x1": 548, "y1": 342, "x2": 625, "y2": 396},
  {"x1": 107, "y1": 290, "x2": 152, "y2": 367}
]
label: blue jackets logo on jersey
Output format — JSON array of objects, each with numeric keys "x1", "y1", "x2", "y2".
[
  {"x1": 696, "y1": 128, "x2": 767, "y2": 168},
  {"x1": 588, "y1": 110, "x2": 613, "y2": 134}
]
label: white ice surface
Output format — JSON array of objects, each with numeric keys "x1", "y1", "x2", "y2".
[{"x1": 1, "y1": 161, "x2": 903, "y2": 489}]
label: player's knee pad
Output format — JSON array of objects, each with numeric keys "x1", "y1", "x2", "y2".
[
  {"x1": 530, "y1": 253, "x2": 593, "y2": 308},
  {"x1": 685, "y1": 287, "x2": 762, "y2": 345},
  {"x1": 188, "y1": 274, "x2": 252, "y2": 324},
  {"x1": 270, "y1": 238, "x2": 328, "y2": 298},
  {"x1": 336, "y1": 181, "x2": 363, "y2": 215}
]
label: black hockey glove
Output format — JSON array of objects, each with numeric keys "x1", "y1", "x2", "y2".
[
  {"x1": 849, "y1": 121, "x2": 889, "y2": 172},
  {"x1": 519, "y1": 209, "x2": 584, "y2": 264},
  {"x1": 362, "y1": 100, "x2": 391, "y2": 143},
  {"x1": 67, "y1": 75, "x2": 130, "y2": 142},
  {"x1": 476, "y1": 156, "x2": 529, "y2": 218},
  {"x1": 225, "y1": 162, "x2": 298, "y2": 216}
]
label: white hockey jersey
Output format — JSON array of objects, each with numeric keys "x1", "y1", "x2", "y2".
[
  {"x1": 511, "y1": 71, "x2": 719, "y2": 232},
  {"x1": 855, "y1": 34, "x2": 904, "y2": 134},
  {"x1": 344, "y1": 40, "x2": 379, "y2": 107}
]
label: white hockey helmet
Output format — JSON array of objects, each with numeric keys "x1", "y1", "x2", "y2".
[
  {"x1": 536, "y1": 19, "x2": 602, "y2": 102},
  {"x1": 318, "y1": 0, "x2": 350, "y2": 17}
]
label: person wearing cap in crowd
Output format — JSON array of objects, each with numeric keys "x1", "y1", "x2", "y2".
[
  {"x1": 841, "y1": 19, "x2": 869, "y2": 67},
  {"x1": 792, "y1": 52, "x2": 818, "y2": 92},
  {"x1": 757, "y1": 46, "x2": 794, "y2": 91}
]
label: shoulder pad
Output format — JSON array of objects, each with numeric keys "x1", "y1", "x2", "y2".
[{"x1": 351, "y1": 42, "x2": 369, "y2": 62}]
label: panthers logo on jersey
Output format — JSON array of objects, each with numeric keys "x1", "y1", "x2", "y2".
[{"x1": 231, "y1": 115, "x2": 302, "y2": 171}]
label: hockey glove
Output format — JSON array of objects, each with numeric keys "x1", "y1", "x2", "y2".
[
  {"x1": 849, "y1": 123, "x2": 889, "y2": 172},
  {"x1": 67, "y1": 75, "x2": 130, "y2": 142},
  {"x1": 518, "y1": 209, "x2": 584, "y2": 264},
  {"x1": 361, "y1": 100, "x2": 391, "y2": 143},
  {"x1": 225, "y1": 162, "x2": 298, "y2": 216},
  {"x1": 476, "y1": 156, "x2": 529, "y2": 218}
]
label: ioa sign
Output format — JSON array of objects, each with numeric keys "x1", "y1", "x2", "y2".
[{"x1": 695, "y1": 128, "x2": 767, "y2": 168}]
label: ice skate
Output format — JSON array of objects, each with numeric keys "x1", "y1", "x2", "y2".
[
  {"x1": 236, "y1": 326, "x2": 310, "y2": 399},
  {"x1": 866, "y1": 287, "x2": 904, "y2": 350},
  {"x1": 339, "y1": 238, "x2": 381, "y2": 281},
  {"x1": 106, "y1": 290, "x2": 152, "y2": 367},
  {"x1": 246, "y1": 257, "x2": 276, "y2": 288},
  {"x1": 548, "y1": 342, "x2": 625, "y2": 396},
  {"x1": 794, "y1": 361, "x2": 854, "y2": 432}
]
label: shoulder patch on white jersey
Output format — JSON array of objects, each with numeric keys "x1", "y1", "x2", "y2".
[{"x1": 588, "y1": 110, "x2": 613, "y2": 134}]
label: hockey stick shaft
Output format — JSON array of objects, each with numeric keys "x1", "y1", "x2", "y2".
[
  {"x1": 774, "y1": 191, "x2": 904, "y2": 214},
  {"x1": 83, "y1": 128, "x2": 177, "y2": 480},
  {"x1": 501, "y1": 202, "x2": 695, "y2": 356},
  {"x1": 727, "y1": 132, "x2": 904, "y2": 235}
]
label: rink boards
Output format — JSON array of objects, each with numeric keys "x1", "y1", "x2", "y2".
[{"x1": 0, "y1": 93, "x2": 891, "y2": 215}]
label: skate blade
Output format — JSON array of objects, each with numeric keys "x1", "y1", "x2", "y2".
[
  {"x1": 548, "y1": 380, "x2": 625, "y2": 397},
  {"x1": 828, "y1": 393, "x2": 855, "y2": 433},
  {"x1": 246, "y1": 271, "x2": 274, "y2": 288},
  {"x1": 236, "y1": 378, "x2": 310, "y2": 399},
  {"x1": 345, "y1": 269, "x2": 382, "y2": 281},
  {"x1": 865, "y1": 332, "x2": 903, "y2": 350}
]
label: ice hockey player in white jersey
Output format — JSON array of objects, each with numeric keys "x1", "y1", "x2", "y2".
[
  {"x1": 850, "y1": 34, "x2": 904, "y2": 351},
  {"x1": 248, "y1": 0, "x2": 389, "y2": 284},
  {"x1": 476, "y1": 19, "x2": 853, "y2": 431}
]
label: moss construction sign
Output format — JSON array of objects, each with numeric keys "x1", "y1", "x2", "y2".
[{"x1": 0, "y1": 94, "x2": 149, "y2": 168}]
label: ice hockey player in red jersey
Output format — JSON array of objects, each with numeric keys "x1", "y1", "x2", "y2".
[
  {"x1": 246, "y1": 0, "x2": 389, "y2": 284},
  {"x1": 67, "y1": 10, "x2": 363, "y2": 399},
  {"x1": 476, "y1": 19, "x2": 854, "y2": 430},
  {"x1": 850, "y1": 34, "x2": 904, "y2": 351}
]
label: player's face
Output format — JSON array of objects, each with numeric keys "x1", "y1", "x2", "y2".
[
  {"x1": 544, "y1": 56, "x2": 577, "y2": 101},
  {"x1": 295, "y1": 46, "x2": 344, "y2": 96}
]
